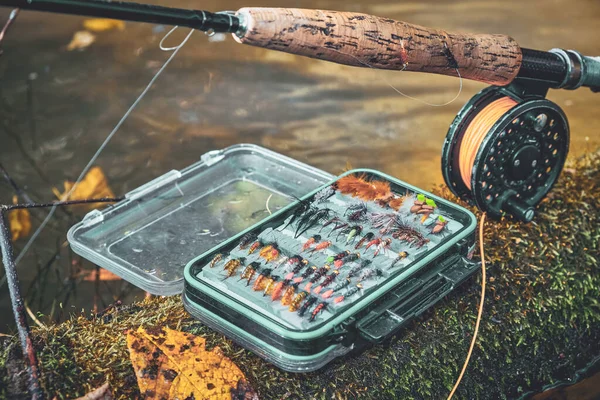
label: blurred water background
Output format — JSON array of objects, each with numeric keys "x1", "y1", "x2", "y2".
[{"x1": 0, "y1": 0, "x2": 598, "y2": 331}]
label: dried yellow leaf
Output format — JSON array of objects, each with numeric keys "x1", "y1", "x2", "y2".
[
  {"x1": 53, "y1": 167, "x2": 115, "y2": 211},
  {"x1": 83, "y1": 19, "x2": 125, "y2": 32},
  {"x1": 8, "y1": 196, "x2": 31, "y2": 241},
  {"x1": 127, "y1": 326, "x2": 257, "y2": 400},
  {"x1": 67, "y1": 31, "x2": 96, "y2": 51}
]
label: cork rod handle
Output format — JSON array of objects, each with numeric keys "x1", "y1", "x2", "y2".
[{"x1": 235, "y1": 8, "x2": 523, "y2": 86}]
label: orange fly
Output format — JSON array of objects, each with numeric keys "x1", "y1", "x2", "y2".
[
  {"x1": 271, "y1": 279, "x2": 290, "y2": 301},
  {"x1": 309, "y1": 240, "x2": 332, "y2": 254},
  {"x1": 302, "y1": 235, "x2": 321, "y2": 252},
  {"x1": 289, "y1": 291, "x2": 308, "y2": 312},
  {"x1": 281, "y1": 283, "x2": 299, "y2": 306},
  {"x1": 253, "y1": 269, "x2": 272, "y2": 291}
]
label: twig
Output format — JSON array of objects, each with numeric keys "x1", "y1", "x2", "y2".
[
  {"x1": 0, "y1": 162, "x2": 35, "y2": 204},
  {"x1": 0, "y1": 197, "x2": 123, "y2": 289},
  {"x1": 0, "y1": 211, "x2": 43, "y2": 399},
  {"x1": 25, "y1": 302, "x2": 44, "y2": 329},
  {"x1": 26, "y1": 74, "x2": 38, "y2": 150},
  {"x1": 93, "y1": 266, "x2": 100, "y2": 314},
  {"x1": 5, "y1": 197, "x2": 124, "y2": 211},
  {"x1": 0, "y1": 8, "x2": 19, "y2": 56}
]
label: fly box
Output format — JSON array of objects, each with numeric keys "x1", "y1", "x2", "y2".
[
  {"x1": 183, "y1": 169, "x2": 479, "y2": 372},
  {"x1": 67, "y1": 144, "x2": 335, "y2": 295},
  {"x1": 67, "y1": 143, "x2": 478, "y2": 373}
]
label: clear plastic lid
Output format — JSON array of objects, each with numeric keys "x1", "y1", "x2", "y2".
[{"x1": 67, "y1": 144, "x2": 334, "y2": 295}]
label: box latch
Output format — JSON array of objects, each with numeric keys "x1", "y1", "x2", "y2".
[
  {"x1": 125, "y1": 170, "x2": 182, "y2": 201},
  {"x1": 356, "y1": 254, "x2": 480, "y2": 343},
  {"x1": 200, "y1": 150, "x2": 225, "y2": 166}
]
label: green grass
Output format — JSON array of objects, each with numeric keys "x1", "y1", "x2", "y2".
[{"x1": 1, "y1": 152, "x2": 599, "y2": 399}]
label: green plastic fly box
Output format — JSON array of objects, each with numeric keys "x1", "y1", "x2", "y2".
[
  {"x1": 67, "y1": 143, "x2": 478, "y2": 373},
  {"x1": 183, "y1": 167, "x2": 479, "y2": 373}
]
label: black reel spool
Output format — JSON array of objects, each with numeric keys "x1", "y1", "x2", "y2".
[{"x1": 442, "y1": 85, "x2": 569, "y2": 222}]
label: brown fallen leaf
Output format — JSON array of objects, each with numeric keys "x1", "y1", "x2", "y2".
[
  {"x1": 8, "y1": 196, "x2": 31, "y2": 241},
  {"x1": 67, "y1": 31, "x2": 96, "y2": 51},
  {"x1": 52, "y1": 166, "x2": 115, "y2": 211},
  {"x1": 75, "y1": 382, "x2": 113, "y2": 400},
  {"x1": 80, "y1": 268, "x2": 122, "y2": 282},
  {"x1": 127, "y1": 326, "x2": 258, "y2": 400},
  {"x1": 83, "y1": 19, "x2": 125, "y2": 32}
]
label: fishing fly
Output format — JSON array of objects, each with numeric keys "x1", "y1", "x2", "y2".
[
  {"x1": 313, "y1": 270, "x2": 339, "y2": 294},
  {"x1": 313, "y1": 185, "x2": 336, "y2": 203},
  {"x1": 273, "y1": 256, "x2": 289, "y2": 270},
  {"x1": 355, "y1": 232, "x2": 374, "y2": 249},
  {"x1": 358, "y1": 268, "x2": 383, "y2": 283},
  {"x1": 302, "y1": 235, "x2": 321, "y2": 252},
  {"x1": 319, "y1": 216, "x2": 341, "y2": 233},
  {"x1": 373, "y1": 238, "x2": 392, "y2": 257},
  {"x1": 321, "y1": 278, "x2": 351, "y2": 299},
  {"x1": 238, "y1": 232, "x2": 258, "y2": 250},
  {"x1": 308, "y1": 240, "x2": 332, "y2": 254},
  {"x1": 334, "y1": 284, "x2": 363, "y2": 304},
  {"x1": 281, "y1": 282, "x2": 300, "y2": 306},
  {"x1": 309, "y1": 301, "x2": 328, "y2": 322},
  {"x1": 222, "y1": 258, "x2": 245, "y2": 279},
  {"x1": 247, "y1": 240, "x2": 263, "y2": 255},
  {"x1": 284, "y1": 257, "x2": 309, "y2": 280},
  {"x1": 326, "y1": 251, "x2": 350, "y2": 265},
  {"x1": 278, "y1": 199, "x2": 311, "y2": 232},
  {"x1": 304, "y1": 266, "x2": 330, "y2": 292},
  {"x1": 271, "y1": 279, "x2": 290, "y2": 301},
  {"x1": 238, "y1": 262, "x2": 260, "y2": 284},
  {"x1": 334, "y1": 252, "x2": 360, "y2": 268},
  {"x1": 345, "y1": 202, "x2": 368, "y2": 221},
  {"x1": 347, "y1": 259, "x2": 372, "y2": 278},
  {"x1": 253, "y1": 269, "x2": 272, "y2": 291},
  {"x1": 297, "y1": 296, "x2": 318, "y2": 317},
  {"x1": 391, "y1": 251, "x2": 409, "y2": 268},
  {"x1": 208, "y1": 253, "x2": 223, "y2": 268},
  {"x1": 262, "y1": 275, "x2": 280, "y2": 297},
  {"x1": 295, "y1": 208, "x2": 332, "y2": 238},
  {"x1": 293, "y1": 266, "x2": 317, "y2": 283},
  {"x1": 289, "y1": 291, "x2": 308, "y2": 312},
  {"x1": 335, "y1": 225, "x2": 363, "y2": 243}
]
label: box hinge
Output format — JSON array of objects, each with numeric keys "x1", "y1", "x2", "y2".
[
  {"x1": 356, "y1": 254, "x2": 478, "y2": 343},
  {"x1": 125, "y1": 170, "x2": 182, "y2": 201},
  {"x1": 200, "y1": 150, "x2": 225, "y2": 166},
  {"x1": 81, "y1": 209, "x2": 104, "y2": 227}
]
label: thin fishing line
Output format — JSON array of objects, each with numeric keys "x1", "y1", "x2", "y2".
[
  {"x1": 265, "y1": 194, "x2": 273, "y2": 215},
  {"x1": 447, "y1": 213, "x2": 487, "y2": 399},
  {"x1": 330, "y1": 48, "x2": 463, "y2": 107},
  {"x1": 7, "y1": 27, "x2": 194, "y2": 281}
]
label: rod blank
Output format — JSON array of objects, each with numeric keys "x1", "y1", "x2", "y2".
[{"x1": 0, "y1": 0, "x2": 240, "y2": 33}]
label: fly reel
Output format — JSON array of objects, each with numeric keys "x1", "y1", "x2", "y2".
[{"x1": 442, "y1": 85, "x2": 569, "y2": 222}]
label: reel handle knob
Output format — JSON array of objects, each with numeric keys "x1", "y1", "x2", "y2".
[{"x1": 503, "y1": 197, "x2": 535, "y2": 223}]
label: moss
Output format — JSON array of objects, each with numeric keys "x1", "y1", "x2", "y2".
[{"x1": 1, "y1": 152, "x2": 599, "y2": 399}]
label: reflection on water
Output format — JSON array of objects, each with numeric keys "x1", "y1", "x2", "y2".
[{"x1": 0, "y1": 0, "x2": 599, "y2": 330}]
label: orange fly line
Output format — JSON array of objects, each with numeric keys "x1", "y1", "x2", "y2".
[
  {"x1": 458, "y1": 97, "x2": 517, "y2": 189},
  {"x1": 448, "y1": 96, "x2": 516, "y2": 398}
]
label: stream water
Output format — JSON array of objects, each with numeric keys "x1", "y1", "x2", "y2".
[{"x1": 0, "y1": 0, "x2": 598, "y2": 337}]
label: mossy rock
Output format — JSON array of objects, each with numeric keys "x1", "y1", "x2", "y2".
[{"x1": 1, "y1": 153, "x2": 599, "y2": 399}]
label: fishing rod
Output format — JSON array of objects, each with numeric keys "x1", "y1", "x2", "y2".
[{"x1": 2, "y1": 0, "x2": 599, "y2": 222}]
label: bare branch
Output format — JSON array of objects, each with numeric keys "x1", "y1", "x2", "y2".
[{"x1": 0, "y1": 210, "x2": 43, "y2": 399}]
